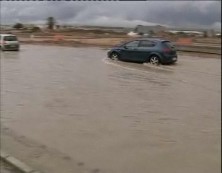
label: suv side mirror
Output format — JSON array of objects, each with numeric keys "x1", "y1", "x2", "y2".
[{"x1": 123, "y1": 45, "x2": 128, "y2": 49}]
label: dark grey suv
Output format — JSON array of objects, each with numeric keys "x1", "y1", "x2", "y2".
[{"x1": 107, "y1": 38, "x2": 177, "y2": 65}]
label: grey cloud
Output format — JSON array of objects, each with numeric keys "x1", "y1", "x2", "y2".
[
  {"x1": 144, "y1": 1, "x2": 221, "y2": 27},
  {"x1": 1, "y1": 1, "x2": 221, "y2": 30}
]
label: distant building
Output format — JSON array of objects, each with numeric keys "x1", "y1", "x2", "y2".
[
  {"x1": 167, "y1": 28, "x2": 217, "y2": 38},
  {"x1": 168, "y1": 30, "x2": 204, "y2": 37},
  {"x1": 206, "y1": 29, "x2": 215, "y2": 37},
  {"x1": 134, "y1": 25, "x2": 168, "y2": 35},
  {"x1": 216, "y1": 33, "x2": 221, "y2": 37},
  {"x1": 127, "y1": 31, "x2": 139, "y2": 37}
]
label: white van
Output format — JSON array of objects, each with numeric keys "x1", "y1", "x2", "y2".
[{"x1": 0, "y1": 34, "x2": 20, "y2": 51}]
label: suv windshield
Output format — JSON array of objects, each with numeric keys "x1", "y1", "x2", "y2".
[{"x1": 4, "y1": 36, "x2": 17, "y2": 41}]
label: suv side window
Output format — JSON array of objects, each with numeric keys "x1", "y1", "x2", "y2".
[
  {"x1": 139, "y1": 40, "x2": 156, "y2": 47},
  {"x1": 125, "y1": 41, "x2": 139, "y2": 48}
]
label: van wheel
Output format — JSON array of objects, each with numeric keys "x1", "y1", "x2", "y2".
[
  {"x1": 149, "y1": 55, "x2": 160, "y2": 65},
  {"x1": 110, "y1": 52, "x2": 119, "y2": 60}
]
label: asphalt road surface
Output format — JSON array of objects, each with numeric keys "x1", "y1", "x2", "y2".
[{"x1": 1, "y1": 45, "x2": 221, "y2": 173}]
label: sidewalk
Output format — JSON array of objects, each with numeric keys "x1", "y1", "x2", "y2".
[
  {"x1": 0, "y1": 160, "x2": 22, "y2": 173},
  {"x1": 0, "y1": 151, "x2": 41, "y2": 173}
]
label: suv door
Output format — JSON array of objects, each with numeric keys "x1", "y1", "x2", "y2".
[
  {"x1": 137, "y1": 40, "x2": 157, "y2": 62},
  {"x1": 121, "y1": 40, "x2": 140, "y2": 61}
]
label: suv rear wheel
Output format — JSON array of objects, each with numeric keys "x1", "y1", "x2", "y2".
[{"x1": 149, "y1": 55, "x2": 160, "y2": 65}]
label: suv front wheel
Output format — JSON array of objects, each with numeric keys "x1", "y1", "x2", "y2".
[
  {"x1": 110, "y1": 52, "x2": 120, "y2": 60},
  {"x1": 149, "y1": 55, "x2": 160, "y2": 65}
]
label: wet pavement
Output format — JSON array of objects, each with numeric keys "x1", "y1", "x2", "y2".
[{"x1": 1, "y1": 45, "x2": 221, "y2": 173}]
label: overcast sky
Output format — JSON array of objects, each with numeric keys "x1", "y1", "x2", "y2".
[{"x1": 1, "y1": 1, "x2": 221, "y2": 30}]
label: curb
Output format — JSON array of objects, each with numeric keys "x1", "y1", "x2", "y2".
[
  {"x1": 0, "y1": 151, "x2": 41, "y2": 173},
  {"x1": 20, "y1": 41, "x2": 221, "y2": 55}
]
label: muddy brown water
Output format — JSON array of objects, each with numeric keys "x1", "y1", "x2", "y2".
[{"x1": 1, "y1": 45, "x2": 221, "y2": 173}]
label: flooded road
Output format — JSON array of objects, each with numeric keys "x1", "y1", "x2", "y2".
[{"x1": 1, "y1": 45, "x2": 221, "y2": 173}]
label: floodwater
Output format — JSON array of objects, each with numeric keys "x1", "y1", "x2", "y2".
[{"x1": 1, "y1": 45, "x2": 221, "y2": 173}]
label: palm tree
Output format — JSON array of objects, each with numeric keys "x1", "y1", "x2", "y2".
[{"x1": 47, "y1": 17, "x2": 56, "y2": 30}]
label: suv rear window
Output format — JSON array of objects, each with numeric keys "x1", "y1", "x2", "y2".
[
  {"x1": 4, "y1": 36, "x2": 17, "y2": 41},
  {"x1": 162, "y1": 41, "x2": 175, "y2": 48}
]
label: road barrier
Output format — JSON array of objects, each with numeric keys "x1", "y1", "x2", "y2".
[
  {"x1": 176, "y1": 38, "x2": 193, "y2": 45},
  {"x1": 53, "y1": 35, "x2": 64, "y2": 41},
  {"x1": 175, "y1": 44, "x2": 221, "y2": 55},
  {"x1": 175, "y1": 37, "x2": 221, "y2": 54},
  {"x1": 1, "y1": 151, "x2": 41, "y2": 173}
]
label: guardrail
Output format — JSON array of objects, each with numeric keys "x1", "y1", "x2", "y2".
[{"x1": 175, "y1": 44, "x2": 221, "y2": 55}]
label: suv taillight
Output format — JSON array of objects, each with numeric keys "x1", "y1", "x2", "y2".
[{"x1": 163, "y1": 48, "x2": 171, "y2": 53}]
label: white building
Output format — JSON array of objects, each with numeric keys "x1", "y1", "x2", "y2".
[{"x1": 134, "y1": 25, "x2": 168, "y2": 34}]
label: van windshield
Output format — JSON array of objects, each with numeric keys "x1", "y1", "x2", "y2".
[{"x1": 4, "y1": 36, "x2": 17, "y2": 41}]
